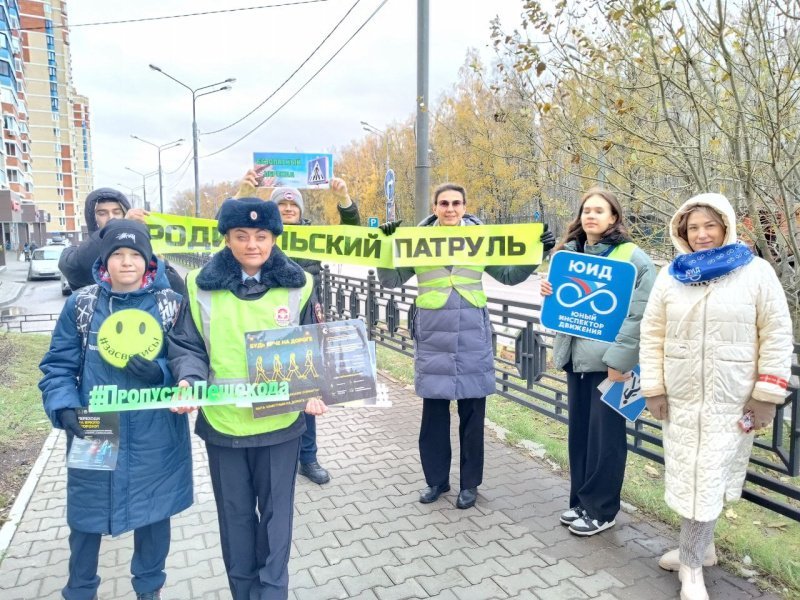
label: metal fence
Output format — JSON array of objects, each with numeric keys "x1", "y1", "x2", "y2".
[{"x1": 320, "y1": 265, "x2": 800, "y2": 522}]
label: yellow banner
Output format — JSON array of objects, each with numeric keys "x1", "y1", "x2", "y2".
[{"x1": 145, "y1": 214, "x2": 543, "y2": 268}]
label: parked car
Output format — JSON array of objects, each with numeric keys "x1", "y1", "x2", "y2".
[{"x1": 27, "y1": 245, "x2": 66, "y2": 281}]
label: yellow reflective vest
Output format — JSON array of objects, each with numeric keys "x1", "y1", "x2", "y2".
[
  {"x1": 186, "y1": 270, "x2": 314, "y2": 437},
  {"x1": 414, "y1": 265, "x2": 487, "y2": 309}
]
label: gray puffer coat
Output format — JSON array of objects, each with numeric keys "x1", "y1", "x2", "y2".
[
  {"x1": 378, "y1": 213, "x2": 537, "y2": 400},
  {"x1": 552, "y1": 237, "x2": 656, "y2": 373}
]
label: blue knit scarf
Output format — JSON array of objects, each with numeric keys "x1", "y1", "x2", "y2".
[{"x1": 669, "y1": 242, "x2": 753, "y2": 284}]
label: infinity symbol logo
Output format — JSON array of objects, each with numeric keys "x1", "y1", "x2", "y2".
[{"x1": 556, "y1": 278, "x2": 618, "y2": 315}]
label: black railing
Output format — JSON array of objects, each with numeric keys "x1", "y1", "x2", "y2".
[{"x1": 322, "y1": 265, "x2": 800, "y2": 522}]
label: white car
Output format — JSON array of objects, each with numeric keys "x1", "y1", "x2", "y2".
[{"x1": 27, "y1": 245, "x2": 66, "y2": 281}]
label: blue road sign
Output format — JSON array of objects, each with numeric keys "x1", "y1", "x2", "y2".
[
  {"x1": 384, "y1": 169, "x2": 396, "y2": 201},
  {"x1": 533, "y1": 211, "x2": 541, "y2": 221},
  {"x1": 368, "y1": 217, "x2": 380, "y2": 228},
  {"x1": 599, "y1": 365, "x2": 646, "y2": 421},
  {"x1": 541, "y1": 251, "x2": 637, "y2": 343}
]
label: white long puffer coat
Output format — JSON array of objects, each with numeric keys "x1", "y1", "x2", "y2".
[{"x1": 640, "y1": 193, "x2": 793, "y2": 522}]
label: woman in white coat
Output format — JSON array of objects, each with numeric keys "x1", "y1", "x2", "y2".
[{"x1": 640, "y1": 193, "x2": 793, "y2": 600}]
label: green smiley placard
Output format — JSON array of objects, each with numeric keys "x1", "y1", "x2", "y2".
[{"x1": 97, "y1": 309, "x2": 163, "y2": 368}]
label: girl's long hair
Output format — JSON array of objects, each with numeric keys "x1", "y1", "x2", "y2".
[{"x1": 555, "y1": 187, "x2": 631, "y2": 251}]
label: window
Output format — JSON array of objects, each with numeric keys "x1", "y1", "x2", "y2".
[
  {"x1": 56, "y1": 172, "x2": 63, "y2": 182},
  {"x1": 51, "y1": 97, "x2": 59, "y2": 111},
  {"x1": 59, "y1": 217, "x2": 66, "y2": 227},
  {"x1": 6, "y1": 169, "x2": 18, "y2": 183},
  {"x1": 57, "y1": 202, "x2": 65, "y2": 211},
  {"x1": 53, "y1": 127, "x2": 60, "y2": 138},
  {"x1": 57, "y1": 187, "x2": 64, "y2": 196},
  {"x1": 5, "y1": 143, "x2": 15, "y2": 156}
]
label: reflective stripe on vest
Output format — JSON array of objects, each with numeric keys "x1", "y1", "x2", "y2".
[
  {"x1": 187, "y1": 270, "x2": 313, "y2": 437},
  {"x1": 607, "y1": 242, "x2": 637, "y2": 262},
  {"x1": 414, "y1": 265, "x2": 487, "y2": 309}
]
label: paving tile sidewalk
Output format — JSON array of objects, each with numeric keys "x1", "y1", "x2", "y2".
[{"x1": 0, "y1": 375, "x2": 779, "y2": 599}]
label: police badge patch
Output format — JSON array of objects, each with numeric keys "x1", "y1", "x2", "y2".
[{"x1": 274, "y1": 306, "x2": 291, "y2": 327}]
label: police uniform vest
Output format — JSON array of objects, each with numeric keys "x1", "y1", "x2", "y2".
[
  {"x1": 186, "y1": 270, "x2": 314, "y2": 437},
  {"x1": 414, "y1": 265, "x2": 487, "y2": 309}
]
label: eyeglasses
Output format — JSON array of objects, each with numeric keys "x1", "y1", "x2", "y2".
[{"x1": 437, "y1": 200, "x2": 464, "y2": 208}]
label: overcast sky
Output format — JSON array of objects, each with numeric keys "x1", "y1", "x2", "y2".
[{"x1": 64, "y1": 0, "x2": 525, "y2": 205}]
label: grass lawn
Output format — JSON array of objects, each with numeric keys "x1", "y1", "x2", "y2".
[
  {"x1": 376, "y1": 345, "x2": 800, "y2": 599},
  {"x1": 0, "y1": 332, "x2": 53, "y2": 526}
]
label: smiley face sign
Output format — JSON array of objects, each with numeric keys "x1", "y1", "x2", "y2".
[{"x1": 97, "y1": 309, "x2": 163, "y2": 368}]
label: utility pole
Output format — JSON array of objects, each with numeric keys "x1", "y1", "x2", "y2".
[{"x1": 414, "y1": 0, "x2": 431, "y2": 225}]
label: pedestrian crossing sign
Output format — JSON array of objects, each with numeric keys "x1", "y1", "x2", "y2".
[{"x1": 307, "y1": 157, "x2": 329, "y2": 186}]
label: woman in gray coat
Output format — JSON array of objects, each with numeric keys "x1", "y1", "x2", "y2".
[{"x1": 379, "y1": 183, "x2": 554, "y2": 509}]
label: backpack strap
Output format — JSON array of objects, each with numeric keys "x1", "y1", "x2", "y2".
[
  {"x1": 154, "y1": 289, "x2": 181, "y2": 333},
  {"x1": 74, "y1": 285, "x2": 101, "y2": 383}
]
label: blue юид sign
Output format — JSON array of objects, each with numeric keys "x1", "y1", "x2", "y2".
[
  {"x1": 253, "y1": 152, "x2": 334, "y2": 189},
  {"x1": 541, "y1": 251, "x2": 637, "y2": 343}
]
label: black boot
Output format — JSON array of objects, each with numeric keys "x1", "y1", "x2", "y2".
[
  {"x1": 419, "y1": 484, "x2": 450, "y2": 503},
  {"x1": 299, "y1": 461, "x2": 331, "y2": 485}
]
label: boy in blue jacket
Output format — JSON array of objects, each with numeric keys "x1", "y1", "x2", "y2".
[{"x1": 39, "y1": 220, "x2": 192, "y2": 600}]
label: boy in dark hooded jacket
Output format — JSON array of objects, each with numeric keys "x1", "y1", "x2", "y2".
[{"x1": 40, "y1": 220, "x2": 192, "y2": 600}]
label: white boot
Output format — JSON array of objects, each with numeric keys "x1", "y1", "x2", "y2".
[
  {"x1": 659, "y1": 544, "x2": 717, "y2": 571},
  {"x1": 678, "y1": 564, "x2": 709, "y2": 600}
]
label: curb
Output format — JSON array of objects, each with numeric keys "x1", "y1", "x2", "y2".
[
  {"x1": 0, "y1": 281, "x2": 24, "y2": 308},
  {"x1": 0, "y1": 428, "x2": 61, "y2": 562}
]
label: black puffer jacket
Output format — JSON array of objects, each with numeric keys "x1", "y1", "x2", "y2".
[
  {"x1": 59, "y1": 188, "x2": 185, "y2": 294},
  {"x1": 294, "y1": 202, "x2": 361, "y2": 293}
]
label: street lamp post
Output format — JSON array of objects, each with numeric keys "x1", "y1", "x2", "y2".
[
  {"x1": 130, "y1": 136, "x2": 183, "y2": 213},
  {"x1": 360, "y1": 121, "x2": 390, "y2": 171},
  {"x1": 149, "y1": 64, "x2": 235, "y2": 218},
  {"x1": 116, "y1": 182, "x2": 142, "y2": 207},
  {"x1": 125, "y1": 167, "x2": 159, "y2": 211}
]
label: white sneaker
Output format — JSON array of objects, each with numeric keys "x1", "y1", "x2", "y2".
[
  {"x1": 559, "y1": 507, "x2": 582, "y2": 526},
  {"x1": 659, "y1": 544, "x2": 717, "y2": 571},
  {"x1": 568, "y1": 510, "x2": 616, "y2": 536},
  {"x1": 679, "y1": 564, "x2": 709, "y2": 600}
]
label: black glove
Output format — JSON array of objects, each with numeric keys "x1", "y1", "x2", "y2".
[
  {"x1": 124, "y1": 355, "x2": 164, "y2": 385},
  {"x1": 379, "y1": 220, "x2": 402, "y2": 236},
  {"x1": 540, "y1": 223, "x2": 556, "y2": 253},
  {"x1": 57, "y1": 408, "x2": 85, "y2": 439}
]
